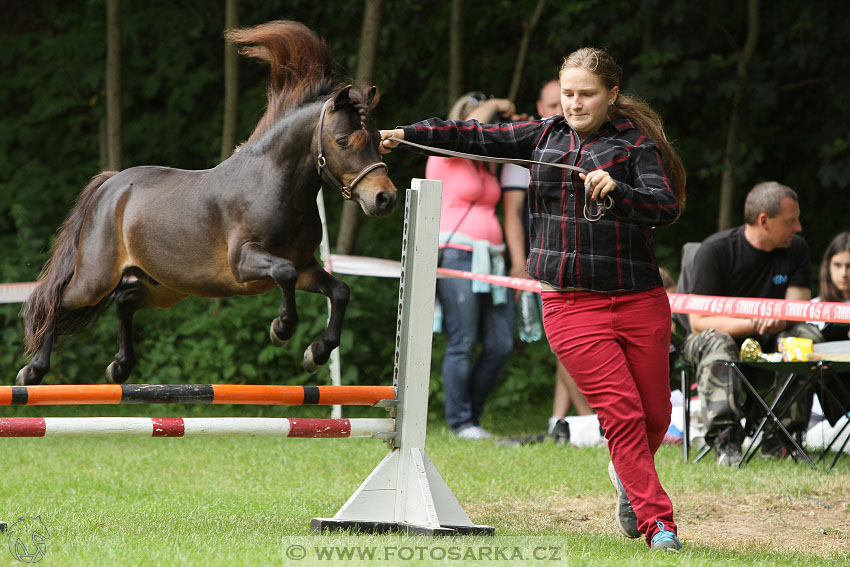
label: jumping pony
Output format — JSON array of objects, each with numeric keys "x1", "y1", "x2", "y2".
[{"x1": 17, "y1": 21, "x2": 397, "y2": 385}]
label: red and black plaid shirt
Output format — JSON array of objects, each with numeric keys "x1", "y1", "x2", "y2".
[{"x1": 401, "y1": 115, "x2": 680, "y2": 292}]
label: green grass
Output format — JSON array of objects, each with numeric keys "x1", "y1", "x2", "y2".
[{"x1": 1, "y1": 403, "x2": 848, "y2": 566}]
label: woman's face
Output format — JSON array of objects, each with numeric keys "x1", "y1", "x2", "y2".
[
  {"x1": 829, "y1": 250, "x2": 850, "y2": 299},
  {"x1": 559, "y1": 67, "x2": 617, "y2": 140}
]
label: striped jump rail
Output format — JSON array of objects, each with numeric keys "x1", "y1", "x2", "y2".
[
  {"x1": 0, "y1": 417, "x2": 395, "y2": 439},
  {"x1": 0, "y1": 384, "x2": 396, "y2": 407}
]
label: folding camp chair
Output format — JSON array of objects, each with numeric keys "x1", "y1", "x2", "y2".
[{"x1": 673, "y1": 242, "x2": 700, "y2": 463}]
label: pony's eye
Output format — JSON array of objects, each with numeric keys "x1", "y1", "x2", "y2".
[{"x1": 335, "y1": 135, "x2": 350, "y2": 147}]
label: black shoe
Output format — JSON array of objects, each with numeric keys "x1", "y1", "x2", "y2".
[
  {"x1": 713, "y1": 427, "x2": 743, "y2": 467},
  {"x1": 550, "y1": 418, "x2": 571, "y2": 445},
  {"x1": 760, "y1": 431, "x2": 803, "y2": 460}
]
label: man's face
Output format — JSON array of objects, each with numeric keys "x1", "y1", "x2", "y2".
[
  {"x1": 536, "y1": 80, "x2": 561, "y2": 118},
  {"x1": 764, "y1": 197, "x2": 802, "y2": 249}
]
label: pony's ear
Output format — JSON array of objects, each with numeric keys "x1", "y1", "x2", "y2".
[
  {"x1": 367, "y1": 86, "x2": 380, "y2": 110},
  {"x1": 333, "y1": 85, "x2": 353, "y2": 110}
]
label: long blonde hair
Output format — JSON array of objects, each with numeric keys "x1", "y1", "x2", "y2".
[{"x1": 560, "y1": 47, "x2": 686, "y2": 213}]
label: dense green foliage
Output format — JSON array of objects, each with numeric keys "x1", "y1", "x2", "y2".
[{"x1": 2, "y1": 2, "x2": 848, "y2": 411}]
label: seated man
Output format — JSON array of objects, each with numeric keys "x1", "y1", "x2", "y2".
[{"x1": 681, "y1": 181, "x2": 822, "y2": 466}]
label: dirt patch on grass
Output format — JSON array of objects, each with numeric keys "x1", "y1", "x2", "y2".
[
  {"x1": 674, "y1": 489, "x2": 849, "y2": 556},
  {"x1": 469, "y1": 487, "x2": 850, "y2": 557}
]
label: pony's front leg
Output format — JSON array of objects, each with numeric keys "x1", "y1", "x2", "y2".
[
  {"x1": 295, "y1": 259, "x2": 350, "y2": 374},
  {"x1": 233, "y1": 244, "x2": 299, "y2": 348}
]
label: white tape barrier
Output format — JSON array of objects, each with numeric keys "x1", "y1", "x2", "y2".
[
  {"x1": 5, "y1": 256, "x2": 849, "y2": 323},
  {"x1": 0, "y1": 283, "x2": 36, "y2": 304}
]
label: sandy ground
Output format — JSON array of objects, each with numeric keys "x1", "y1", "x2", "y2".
[{"x1": 469, "y1": 485, "x2": 850, "y2": 558}]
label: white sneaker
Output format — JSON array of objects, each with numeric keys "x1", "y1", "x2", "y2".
[{"x1": 454, "y1": 425, "x2": 493, "y2": 440}]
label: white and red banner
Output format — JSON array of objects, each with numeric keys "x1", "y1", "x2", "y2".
[
  {"x1": 666, "y1": 293, "x2": 850, "y2": 323},
  {"x1": 4, "y1": 254, "x2": 848, "y2": 323}
]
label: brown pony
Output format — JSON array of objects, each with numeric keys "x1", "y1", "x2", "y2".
[{"x1": 16, "y1": 21, "x2": 397, "y2": 385}]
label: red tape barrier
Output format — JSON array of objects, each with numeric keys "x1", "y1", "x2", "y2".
[
  {"x1": 667, "y1": 293, "x2": 850, "y2": 323},
  {"x1": 5, "y1": 255, "x2": 849, "y2": 323}
]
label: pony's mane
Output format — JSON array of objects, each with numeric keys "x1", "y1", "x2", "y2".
[
  {"x1": 244, "y1": 83, "x2": 379, "y2": 157},
  {"x1": 226, "y1": 20, "x2": 339, "y2": 143}
]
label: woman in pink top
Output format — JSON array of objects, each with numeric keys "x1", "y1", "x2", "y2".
[{"x1": 431, "y1": 92, "x2": 516, "y2": 439}]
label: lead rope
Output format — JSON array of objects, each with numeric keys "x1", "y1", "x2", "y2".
[{"x1": 388, "y1": 137, "x2": 614, "y2": 222}]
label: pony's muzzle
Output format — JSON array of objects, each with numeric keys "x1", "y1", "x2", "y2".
[
  {"x1": 357, "y1": 179, "x2": 397, "y2": 217},
  {"x1": 373, "y1": 188, "x2": 397, "y2": 216}
]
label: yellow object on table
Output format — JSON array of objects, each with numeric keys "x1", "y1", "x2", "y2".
[{"x1": 777, "y1": 337, "x2": 814, "y2": 362}]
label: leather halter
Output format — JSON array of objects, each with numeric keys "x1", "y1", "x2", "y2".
[{"x1": 316, "y1": 99, "x2": 388, "y2": 200}]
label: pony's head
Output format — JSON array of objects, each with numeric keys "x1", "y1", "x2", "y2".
[
  {"x1": 226, "y1": 20, "x2": 396, "y2": 216},
  {"x1": 317, "y1": 85, "x2": 396, "y2": 217}
]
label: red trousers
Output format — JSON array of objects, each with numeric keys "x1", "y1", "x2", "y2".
[{"x1": 542, "y1": 286, "x2": 676, "y2": 542}]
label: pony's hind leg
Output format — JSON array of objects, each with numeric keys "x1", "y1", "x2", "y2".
[
  {"x1": 16, "y1": 328, "x2": 55, "y2": 385},
  {"x1": 295, "y1": 259, "x2": 350, "y2": 374},
  {"x1": 106, "y1": 276, "x2": 141, "y2": 384}
]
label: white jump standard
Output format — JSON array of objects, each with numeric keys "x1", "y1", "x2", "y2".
[{"x1": 311, "y1": 179, "x2": 494, "y2": 535}]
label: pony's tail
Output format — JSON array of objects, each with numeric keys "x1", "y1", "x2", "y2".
[{"x1": 22, "y1": 171, "x2": 118, "y2": 356}]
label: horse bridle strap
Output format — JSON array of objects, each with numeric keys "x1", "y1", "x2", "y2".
[
  {"x1": 316, "y1": 99, "x2": 388, "y2": 200},
  {"x1": 388, "y1": 137, "x2": 614, "y2": 222}
]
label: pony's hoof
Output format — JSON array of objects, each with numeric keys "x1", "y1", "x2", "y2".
[
  {"x1": 15, "y1": 366, "x2": 41, "y2": 386},
  {"x1": 303, "y1": 347, "x2": 320, "y2": 374},
  {"x1": 106, "y1": 361, "x2": 128, "y2": 384},
  {"x1": 269, "y1": 320, "x2": 289, "y2": 347}
]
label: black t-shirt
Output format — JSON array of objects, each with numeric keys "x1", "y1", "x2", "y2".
[{"x1": 690, "y1": 225, "x2": 811, "y2": 300}]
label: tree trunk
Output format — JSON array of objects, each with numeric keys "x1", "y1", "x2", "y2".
[
  {"x1": 106, "y1": 0, "x2": 122, "y2": 171},
  {"x1": 718, "y1": 0, "x2": 759, "y2": 230},
  {"x1": 449, "y1": 0, "x2": 463, "y2": 107},
  {"x1": 507, "y1": 0, "x2": 546, "y2": 103},
  {"x1": 220, "y1": 0, "x2": 239, "y2": 162},
  {"x1": 334, "y1": 0, "x2": 383, "y2": 255},
  {"x1": 638, "y1": 1, "x2": 654, "y2": 98},
  {"x1": 99, "y1": 118, "x2": 108, "y2": 171}
]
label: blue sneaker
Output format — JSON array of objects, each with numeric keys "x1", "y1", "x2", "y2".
[
  {"x1": 607, "y1": 461, "x2": 640, "y2": 538},
  {"x1": 650, "y1": 520, "x2": 682, "y2": 552}
]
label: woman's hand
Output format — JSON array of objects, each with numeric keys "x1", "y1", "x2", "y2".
[
  {"x1": 467, "y1": 99, "x2": 516, "y2": 122},
  {"x1": 580, "y1": 169, "x2": 616, "y2": 201},
  {"x1": 489, "y1": 98, "x2": 517, "y2": 119},
  {"x1": 379, "y1": 128, "x2": 404, "y2": 154},
  {"x1": 509, "y1": 265, "x2": 531, "y2": 301}
]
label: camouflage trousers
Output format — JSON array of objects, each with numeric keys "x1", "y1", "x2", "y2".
[{"x1": 681, "y1": 324, "x2": 824, "y2": 446}]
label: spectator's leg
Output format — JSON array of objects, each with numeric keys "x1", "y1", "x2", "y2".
[{"x1": 681, "y1": 329, "x2": 745, "y2": 464}]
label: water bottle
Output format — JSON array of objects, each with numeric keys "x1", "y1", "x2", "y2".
[
  {"x1": 433, "y1": 299, "x2": 443, "y2": 334},
  {"x1": 518, "y1": 291, "x2": 542, "y2": 342}
]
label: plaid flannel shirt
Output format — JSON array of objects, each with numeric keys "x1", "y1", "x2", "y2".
[{"x1": 401, "y1": 115, "x2": 680, "y2": 292}]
